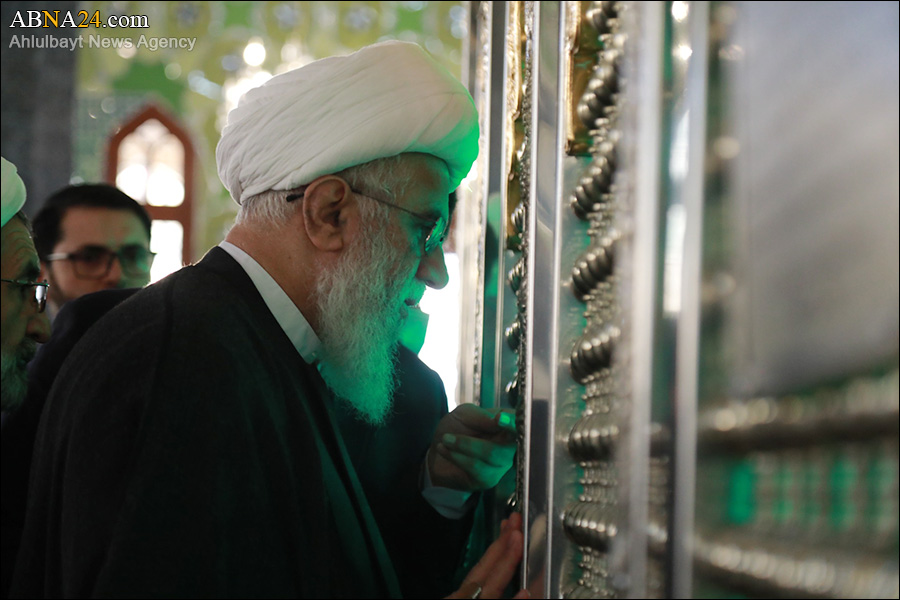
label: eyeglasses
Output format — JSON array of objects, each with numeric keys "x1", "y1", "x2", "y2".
[
  {"x1": 1, "y1": 279, "x2": 49, "y2": 313},
  {"x1": 46, "y1": 245, "x2": 156, "y2": 280},
  {"x1": 286, "y1": 186, "x2": 449, "y2": 256}
]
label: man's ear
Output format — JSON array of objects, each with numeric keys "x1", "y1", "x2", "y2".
[
  {"x1": 301, "y1": 176, "x2": 353, "y2": 252},
  {"x1": 39, "y1": 261, "x2": 50, "y2": 283}
]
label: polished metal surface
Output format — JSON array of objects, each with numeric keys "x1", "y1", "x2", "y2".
[
  {"x1": 577, "y1": 62, "x2": 619, "y2": 128},
  {"x1": 726, "y1": 2, "x2": 900, "y2": 397},
  {"x1": 457, "y1": 0, "x2": 492, "y2": 408},
  {"x1": 692, "y1": 530, "x2": 900, "y2": 598},
  {"x1": 568, "y1": 414, "x2": 618, "y2": 461},
  {"x1": 670, "y1": 2, "x2": 710, "y2": 596},
  {"x1": 570, "y1": 324, "x2": 620, "y2": 384},
  {"x1": 572, "y1": 155, "x2": 616, "y2": 217},
  {"x1": 696, "y1": 369, "x2": 900, "y2": 451},
  {"x1": 563, "y1": 501, "x2": 618, "y2": 551},
  {"x1": 505, "y1": 318, "x2": 522, "y2": 351},
  {"x1": 571, "y1": 237, "x2": 616, "y2": 300},
  {"x1": 613, "y1": 3, "x2": 666, "y2": 596},
  {"x1": 463, "y1": 3, "x2": 899, "y2": 599},
  {"x1": 688, "y1": 4, "x2": 900, "y2": 599},
  {"x1": 521, "y1": 1, "x2": 564, "y2": 593},
  {"x1": 509, "y1": 0, "x2": 535, "y2": 522},
  {"x1": 507, "y1": 256, "x2": 526, "y2": 293}
]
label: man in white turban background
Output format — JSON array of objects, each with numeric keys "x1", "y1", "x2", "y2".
[
  {"x1": 12, "y1": 42, "x2": 521, "y2": 599},
  {"x1": 0, "y1": 156, "x2": 51, "y2": 413},
  {"x1": 0, "y1": 156, "x2": 52, "y2": 600}
]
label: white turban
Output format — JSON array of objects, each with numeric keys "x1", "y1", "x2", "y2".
[
  {"x1": 216, "y1": 40, "x2": 479, "y2": 204},
  {"x1": 1, "y1": 156, "x2": 27, "y2": 228}
]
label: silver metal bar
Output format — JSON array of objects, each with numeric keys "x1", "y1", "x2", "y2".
[
  {"x1": 522, "y1": 1, "x2": 564, "y2": 594},
  {"x1": 619, "y1": 2, "x2": 667, "y2": 597},
  {"x1": 519, "y1": 0, "x2": 537, "y2": 587},
  {"x1": 492, "y1": 2, "x2": 522, "y2": 415},
  {"x1": 457, "y1": 0, "x2": 490, "y2": 407},
  {"x1": 477, "y1": 0, "x2": 511, "y2": 411},
  {"x1": 671, "y1": 1, "x2": 711, "y2": 597}
]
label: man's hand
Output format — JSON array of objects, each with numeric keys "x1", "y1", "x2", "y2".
[
  {"x1": 428, "y1": 404, "x2": 517, "y2": 491},
  {"x1": 445, "y1": 512, "x2": 529, "y2": 599}
]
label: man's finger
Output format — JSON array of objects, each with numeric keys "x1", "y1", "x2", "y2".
[
  {"x1": 435, "y1": 446, "x2": 482, "y2": 480},
  {"x1": 447, "y1": 404, "x2": 506, "y2": 434},
  {"x1": 447, "y1": 580, "x2": 483, "y2": 599},
  {"x1": 441, "y1": 434, "x2": 516, "y2": 467},
  {"x1": 474, "y1": 513, "x2": 524, "y2": 598},
  {"x1": 461, "y1": 513, "x2": 523, "y2": 588},
  {"x1": 494, "y1": 410, "x2": 517, "y2": 433},
  {"x1": 436, "y1": 445, "x2": 511, "y2": 488}
]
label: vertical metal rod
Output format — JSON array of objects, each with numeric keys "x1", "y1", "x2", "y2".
[
  {"x1": 671, "y1": 2, "x2": 710, "y2": 597},
  {"x1": 624, "y1": 2, "x2": 667, "y2": 597},
  {"x1": 522, "y1": 1, "x2": 565, "y2": 596},
  {"x1": 491, "y1": 2, "x2": 511, "y2": 412},
  {"x1": 457, "y1": 1, "x2": 489, "y2": 408}
]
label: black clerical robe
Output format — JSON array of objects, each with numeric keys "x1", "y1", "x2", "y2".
[
  {"x1": 2, "y1": 289, "x2": 135, "y2": 599},
  {"x1": 11, "y1": 248, "x2": 400, "y2": 598},
  {"x1": 337, "y1": 347, "x2": 474, "y2": 598}
]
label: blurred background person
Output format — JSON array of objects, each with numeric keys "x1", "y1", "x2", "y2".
[
  {"x1": 33, "y1": 184, "x2": 153, "y2": 319},
  {"x1": 3, "y1": 183, "x2": 151, "y2": 598},
  {"x1": 1, "y1": 155, "x2": 51, "y2": 598},
  {"x1": 0, "y1": 156, "x2": 50, "y2": 413}
]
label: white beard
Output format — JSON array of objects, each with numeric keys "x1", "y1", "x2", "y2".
[
  {"x1": 314, "y1": 222, "x2": 418, "y2": 426},
  {"x1": 1, "y1": 339, "x2": 35, "y2": 412}
]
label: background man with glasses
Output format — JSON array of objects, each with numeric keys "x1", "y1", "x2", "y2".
[
  {"x1": 13, "y1": 41, "x2": 522, "y2": 599},
  {"x1": 32, "y1": 183, "x2": 153, "y2": 319}
]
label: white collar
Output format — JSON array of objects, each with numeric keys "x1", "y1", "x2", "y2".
[{"x1": 218, "y1": 241, "x2": 322, "y2": 364}]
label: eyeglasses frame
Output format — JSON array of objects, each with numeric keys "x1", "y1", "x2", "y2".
[
  {"x1": 45, "y1": 245, "x2": 157, "y2": 280},
  {"x1": 0, "y1": 278, "x2": 50, "y2": 313},
  {"x1": 285, "y1": 181, "x2": 449, "y2": 256}
]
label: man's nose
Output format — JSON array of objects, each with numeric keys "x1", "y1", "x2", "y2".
[
  {"x1": 104, "y1": 254, "x2": 124, "y2": 286},
  {"x1": 416, "y1": 244, "x2": 449, "y2": 290},
  {"x1": 27, "y1": 309, "x2": 51, "y2": 344}
]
